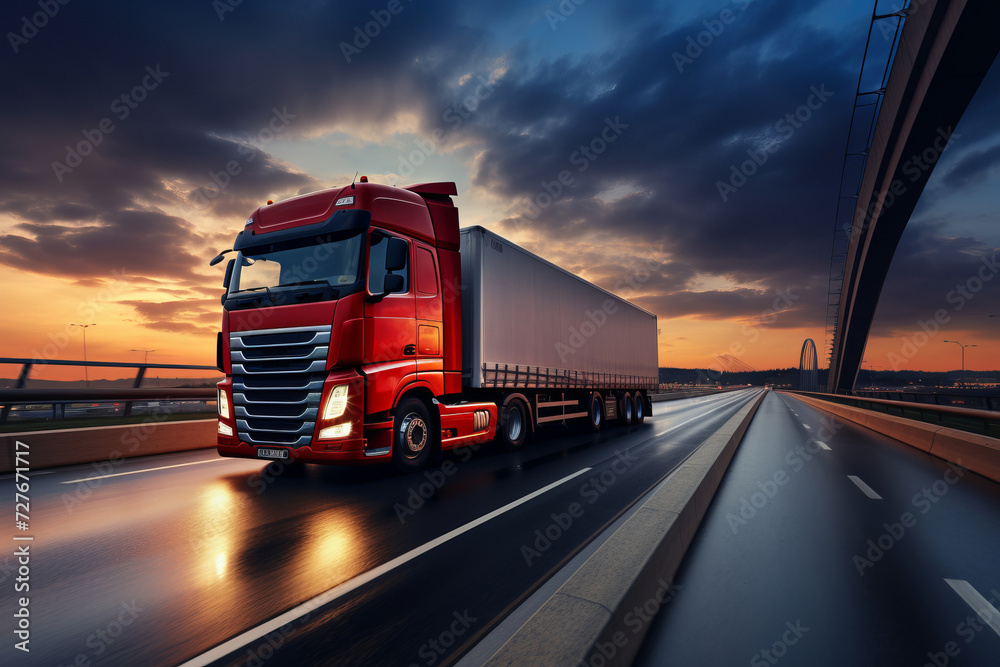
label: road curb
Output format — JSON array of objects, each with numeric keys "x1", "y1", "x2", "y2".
[
  {"x1": 786, "y1": 392, "x2": 1000, "y2": 484},
  {"x1": 482, "y1": 389, "x2": 768, "y2": 667}
]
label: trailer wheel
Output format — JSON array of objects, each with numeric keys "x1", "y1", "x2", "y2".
[
  {"x1": 588, "y1": 393, "x2": 604, "y2": 431},
  {"x1": 392, "y1": 397, "x2": 434, "y2": 472},
  {"x1": 501, "y1": 399, "x2": 529, "y2": 450},
  {"x1": 619, "y1": 392, "x2": 633, "y2": 425},
  {"x1": 632, "y1": 393, "x2": 645, "y2": 425}
]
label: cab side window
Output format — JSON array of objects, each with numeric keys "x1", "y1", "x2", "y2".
[{"x1": 368, "y1": 233, "x2": 408, "y2": 294}]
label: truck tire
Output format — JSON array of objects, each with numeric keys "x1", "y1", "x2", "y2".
[
  {"x1": 392, "y1": 397, "x2": 434, "y2": 472},
  {"x1": 632, "y1": 393, "x2": 645, "y2": 425},
  {"x1": 618, "y1": 392, "x2": 633, "y2": 425},
  {"x1": 587, "y1": 393, "x2": 604, "y2": 431},
  {"x1": 501, "y1": 399, "x2": 529, "y2": 450}
]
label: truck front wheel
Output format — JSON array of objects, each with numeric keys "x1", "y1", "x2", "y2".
[{"x1": 392, "y1": 398, "x2": 434, "y2": 472}]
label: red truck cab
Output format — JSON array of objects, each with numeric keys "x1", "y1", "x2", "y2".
[{"x1": 214, "y1": 179, "x2": 497, "y2": 471}]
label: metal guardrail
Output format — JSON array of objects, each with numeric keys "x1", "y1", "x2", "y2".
[
  {"x1": 787, "y1": 390, "x2": 1000, "y2": 438},
  {"x1": 0, "y1": 358, "x2": 218, "y2": 422},
  {"x1": 853, "y1": 389, "x2": 1000, "y2": 412}
]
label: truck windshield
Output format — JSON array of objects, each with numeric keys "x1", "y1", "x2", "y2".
[{"x1": 230, "y1": 232, "x2": 363, "y2": 295}]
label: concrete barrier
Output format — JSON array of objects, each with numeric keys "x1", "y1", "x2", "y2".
[
  {"x1": 1, "y1": 419, "x2": 217, "y2": 473},
  {"x1": 787, "y1": 393, "x2": 1000, "y2": 484},
  {"x1": 483, "y1": 389, "x2": 768, "y2": 666}
]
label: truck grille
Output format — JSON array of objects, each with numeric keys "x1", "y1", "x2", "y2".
[{"x1": 230, "y1": 325, "x2": 330, "y2": 447}]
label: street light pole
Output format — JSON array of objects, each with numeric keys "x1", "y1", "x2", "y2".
[
  {"x1": 942, "y1": 340, "x2": 977, "y2": 388},
  {"x1": 70, "y1": 323, "x2": 97, "y2": 386}
]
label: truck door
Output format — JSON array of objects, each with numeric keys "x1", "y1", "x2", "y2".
[
  {"x1": 364, "y1": 230, "x2": 416, "y2": 414},
  {"x1": 414, "y1": 243, "x2": 444, "y2": 392}
]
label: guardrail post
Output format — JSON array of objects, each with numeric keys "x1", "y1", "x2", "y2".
[
  {"x1": 123, "y1": 366, "x2": 148, "y2": 417},
  {"x1": 1, "y1": 362, "x2": 32, "y2": 423}
]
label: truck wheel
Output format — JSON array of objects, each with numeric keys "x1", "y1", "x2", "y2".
[
  {"x1": 588, "y1": 393, "x2": 604, "y2": 431},
  {"x1": 632, "y1": 393, "x2": 645, "y2": 425},
  {"x1": 619, "y1": 392, "x2": 633, "y2": 425},
  {"x1": 392, "y1": 397, "x2": 434, "y2": 472},
  {"x1": 501, "y1": 399, "x2": 529, "y2": 450}
]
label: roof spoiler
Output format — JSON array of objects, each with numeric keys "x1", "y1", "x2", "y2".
[{"x1": 404, "y1": 182, "x2": 458, "y2": 199}]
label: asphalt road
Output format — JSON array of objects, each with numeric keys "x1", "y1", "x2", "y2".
[
  {"x1": 634, "y1": 391, "x2": 1000, "y2": 666},
  {"x1": 1, "y1": 388, "x2": 761, "y2": 667}
]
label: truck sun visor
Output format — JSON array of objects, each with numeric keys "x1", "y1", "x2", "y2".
[{"x1": 234, "y1": 209, "x2": 372, "y2": 252}]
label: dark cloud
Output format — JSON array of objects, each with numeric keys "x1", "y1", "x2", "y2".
[
  {"x1": 942, "y1": 143, "x2": 1000, "y2": 189},
  {"x1": 121, "y1": 299, "x2": 218, "y2": 334},
  {"x1": 1, "y1": 0, "x2": 997, "y2": 365},
  {"x1": 869, "y1": 221, "x2": 999, "y2": 338},
  {"x1": 0, "y1": 210, "x2": 203, "y2": 280}
]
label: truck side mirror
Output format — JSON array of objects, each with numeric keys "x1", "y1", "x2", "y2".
[
  {"x1": 386, "y1": 238, "x2": 407, "y2": 271},
  {"x1": 222, "y1": 259, "x2": 235, "y2": 290},
  {"x1": 367, "y1": 273, "x2": 405, "y2": 303},
  {"x1": 383, "y1": 273, "x2": 404, "y2": 294},
  {"x1": 210, "y1": 249, "x2": 233, "y2": 266}
]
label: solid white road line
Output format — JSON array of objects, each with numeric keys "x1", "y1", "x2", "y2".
[
  {"x1": 944, "y1": 579, "x2": 1000, "y2": 638},
  {"x1": 176, "y1": 467, "x2": 593, "y2": 667},
  {"x1": 847, "y1": 475, "x2": 882, "y2": 500},
  {"x1": 656, "y1": 391, "x2": 753, "y2": 438},
  {"x1": 59, "y1": 458, "x2": 235, "y2": 484}
]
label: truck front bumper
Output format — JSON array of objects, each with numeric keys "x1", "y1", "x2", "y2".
[{"x1": 216, "y1": 437, "x2": 392, "y2": 464}]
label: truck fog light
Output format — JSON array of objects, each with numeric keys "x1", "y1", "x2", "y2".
[
  {"x1": 218, "y1": 421, "x2": 234, "y2": 436},
  {"x1": 319, "y1": 423, "x2": 351, "y2": 439}
]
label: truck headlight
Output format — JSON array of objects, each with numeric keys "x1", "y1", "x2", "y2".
[
  {"x1": 323, "y1": 384, "x2": 349, "y2": 420},
  {"x1": 218, "y1": 388, "x2": 230, "y2": 419}
]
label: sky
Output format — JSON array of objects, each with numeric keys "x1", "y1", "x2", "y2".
[{"x1": 1, "y1": 0, "x2": 998, "y2": 382}]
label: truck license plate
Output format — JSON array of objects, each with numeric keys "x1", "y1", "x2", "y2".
[{"x1": 257, "y1": 448, "x2": 289, "y2": 460}]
